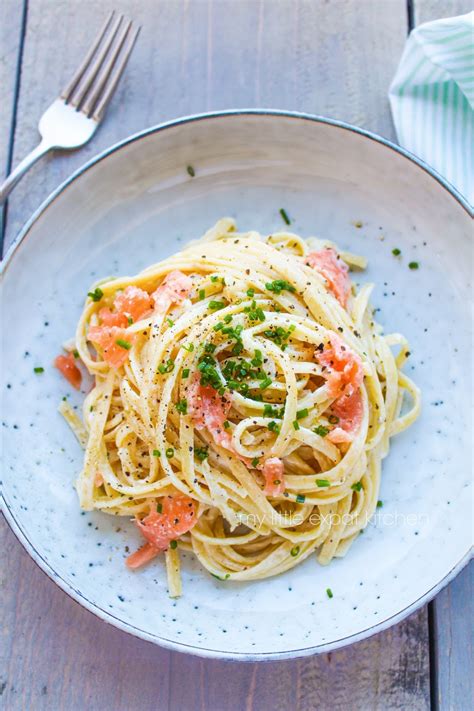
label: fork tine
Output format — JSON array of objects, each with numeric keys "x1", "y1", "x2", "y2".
[
  {"x1": 91, "y1": 25, "x2": 141, "y2": 121},
  {"x1": 80, "y1": 18, "x2": 133, "y2": 118},
  {"x1": 61, "y1": 10, "x2": 115, "y2": 103},
  {"x1": 67, "y1": 13, "x2": 125, "y2": 109}
]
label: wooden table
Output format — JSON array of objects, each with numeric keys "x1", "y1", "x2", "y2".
[{"x1": 1, "y1": 1, "x2": 472, "y2": 709}]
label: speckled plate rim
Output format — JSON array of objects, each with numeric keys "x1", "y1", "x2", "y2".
[{"x1": 1, "y1": 109, "x2": 472, "y2": 661}]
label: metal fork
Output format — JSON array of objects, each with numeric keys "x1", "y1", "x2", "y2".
[{"x1": 0, "y1": 11, "x2": 140, "y2": 203}]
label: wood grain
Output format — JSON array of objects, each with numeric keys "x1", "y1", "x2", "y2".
[
  {"x1": 414, "y1": 0, "x2": 473, "y2": 24},
  {"x1": 2, "y1": 0, "x2": 469, "y2": 709},
  {"x1": 3, "y1": 0, "x2": 408, "y2": 250},
  {"x1": 411, "y1": 8, "x2": 473, "y2": 711},
  {"x1": 1, "y1": 518, "x2": 431, "y2": 711}
]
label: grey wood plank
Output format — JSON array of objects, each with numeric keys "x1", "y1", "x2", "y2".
[
  {"x1": 1, "y1": 516, "x2": 430, "y2": 711},
  {"x1": 411, "y1": 7, "x2": 473, "y2": 711},
  {"x1": 0, "y1": 519, "x2": 171, "y2": 711},
  {"x1": 414, "y1": 0, "x2": 473, "y2": 25},
  {"x1": 0, "y1": 0, "x2": 25, "y2": 178},
  {"x1": 3, "y1": 0, "x2": 408, "y2": 250},
  {"x1": 430, "y1": 562, "x2": 473, "y2": 711},
  {"x1": 2, "y1": 1, "x2": 434, "y2": 710}
]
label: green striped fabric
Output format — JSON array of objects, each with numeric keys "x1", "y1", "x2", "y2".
[{"x1": 389, "y1": 12, "x2": 473, "y2": 205}]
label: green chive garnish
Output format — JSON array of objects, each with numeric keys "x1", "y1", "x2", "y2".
[
  {"x1": 293, "y1": 420, "x2": 300, "y2": 430},
  {"x1": 115, "y1": 339, "x2": 132, "y2": 350},
  {"x1": 187, "y1": 165, "x2": 195, "y2": 177},
  {"x1": 279, "y1": 208, "x2": 291, "y2": 225},
  {"x1": 73, "y1": 349, "x2": 80, "y2": 358},
  {"x1": 208, "y1": 300, "x2": 225, "y2": 310},
  {"x1": 199, "y1": 289, "x2": 205, "y2": 300},
  {"x1": 408, "y1": 261, "x2": 419, "y2": 270},
  {"x1": 182, "y1": 368, "x2": 190, "y2": 379},
  {"x1": 152, "y1": 449, "x2": 161, "y2": 457},
  {"x1": 265, "y1": 279, "x2": 295, "y2": 295},
  {"x1": 296, "y1": 494, "x2": 306, "y2": 503},
  {"x1": 296, "y1": 408, "x2": 308, "y2": 420},
  {"x1": 392, "y1": 248, "x2": 401, "y2": 256},
  {"x1": 251, "y1": 457, "x2": 260, "y2": 467},
  {"x1": 326, "y1": 588, "x2": 333, "y2": 599},
  {"x1": 290, "y1": 545, "x2": 300, "y2": 557},
  {"x1": 165, "y1": 447, "x2": 174, "y2": 458},
  {"x1": 169, "y1": 540, "x2": 178, "y2": 549},
  {"x1": 377, "y1": 500, "x2": 383, "y2": 508},
  {"x1": 328, "y1": 414, "x2": 340, "y2": 425},
  {"x1": 195, "y1": 446, "x2": 209, "y2": 461},
  {"x1": 247, "y1": 288, "x2": 255, "y2": 297},
  {"x1": 314, "y1": 425, "x2": 329, "y2": 437},
  {"x1": 316, "y1": 479, "x2": 330, "y2": 488},
  {"x1": 259, "y1": 376, "x2": 272, "y2": 390},
  {"x1": 156, "y1": 502, "x2": 163, "y2": 513},
  {"x1": 166, "y1": 318, "x2": 174, "y2": 327},
  {"x1": 34, "y1": 366, "x2": 44, "y2": 374},
  {"x1": 182, "y1": 343, "x2": 194, "y2": 352},
  {"x1": 351, "y1": 481, "x2": 362, "y2": 492},
  {"x1": 176, "y1": 399, "x2": 188, "y2": 414},
  {"x1": 87, "y1": 287, "x2": 103, "y2": 302}
]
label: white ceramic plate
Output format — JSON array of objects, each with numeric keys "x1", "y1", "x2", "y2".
[{"x1": 1, "y1": 111, "x2": 472, "y2": 660}]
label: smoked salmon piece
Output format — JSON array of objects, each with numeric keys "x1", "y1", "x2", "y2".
[
  {"x1": 262, "y1": 457, "x2": 285, "y2": 496},
  {"x1": 54, "y1": 353, "x2": 82, "y2": 390},
  {"x1": 126, "y1": 494, "x2": 197, "y2": 569},
  {"x1": 187, "y1": 375, "x2": 233, "y2": 450},
  {"x1": 152, "y1": 270, "x2": 192, "y2": 314},
  {"x1": 327, "y1": 389, "x2": 363, "y2": 444},
  {"x1": 316, "y1": 333, "x2": 363, "y2": 398},
  {"x1": 87, "y1": 326, "x2": 135, "y2": 368},
  {"x1": 306, "y1": 248, "x2": 351, "y2": 307}
]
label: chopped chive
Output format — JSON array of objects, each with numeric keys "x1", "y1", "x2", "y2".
[
  {"x1": 316, "y1": 479, "x2": 330, "y2": 488},
  {"x1": 176, "y1": 399, "x2": 188, "y2": 414},
  {"x1": 251, "y1": 349, "x2": 263, "y2": 367},
  {"x1": 166, "y1": 318, "x2": 174, "y2": 327},
  {"x1": 268, "y1": 421, "x2": 281, "y2": 434},
  {"x1": 223, "y1": 314, "x2": 233, "y2": 324},
  {"x1": 213, "y1": 322, "x2": 224, "y2": 331},
  {"x1": 195, "y1": 446, "x2": 209, "y2": 461},
  {"x1": 351, "y1": 481, "x2": 362, "y2": 492},
  {"x1": 408, "y1": 261, "x2": 419, "y2": 270},
  {"x1": 115, "y1": 338, "x2": 132, "y2": 350},
  {"x1": 259, "y1": 376, "x2": 272, "y2": 390},
  {"x1": 165, "y1": 447, "x2": 174, "y2": 459},
  {"x1": 326, "y1": 588, "x2": 333, "y2": 599},
  {"x1": 353, "y1": 220, "x2": 363, "y2": 228},
  {"x1": 223, "y1": 420, "x2": 230, "y2": 429},
  {"x1": 156, "y1": 502, "x2": 163, "y2": 513},
  {"x1": 296, "y1": 408, "x2": 308, "y2": 420},
  {"x1": 158, "y1": 359, "x2": 175, "y2": 374},
  {"x1": 182, "y1": 368, "x2": 190, "y2": 379},
  {"x1": 251, "y1": 457, "x2": 260, "y2": 467},
  {"x1": 33, "y1": 366, "x2": 44, "y2": 374},
  {"x1": 296, "y1": 494, "x2": 306, "y2": 503},
  {"x1": 392, "y1": 248, "x2": 401, "y2": 256},
  {"x1": 73, "y1": 349, "x2": 80, "y2": 358},
  {"x1": 199, "y1": 289, "x2": 206, "y2": 300},
  {"x1": 247, "y1": 288, "x2": 255, "y2": 297},
  {"x1": 290, "y1": 545, "x2": 300, "y2": 557},
  {"x1": 87, "y1": 287, "x2": 103, "y2": 302},
  {"x1": 182, "y1": 343, "x2": 194, "y2": 352},
  {"x1": 210, "y1": 275, "x2": 219, "y2": 283},
  {"x1": 279, "y1": 208, "x2": 291, "y2": 225},
  {"x1": 328, "y1": 414, "x2": 340, "y2": 425},
  {"x1": 152, "y1": 449, "x2": 161, "y2": 457},
  {"x1": 208, "y1": 300, "x2": 225, "y2": 310},
  {"x1": 169, "y1": 540, "x2": 178, "y2": 549},
  {"x1": 293, "y1": 420, "x2": 300, "y2": 430},
  {"x1": 127, "y1": 316, "x2": 134, "y2": 325},
  {"x1": 204, "y1": 343, "x2": 216, "y2": 354},
  {"x1": 265, "y1": 279, "x2": 296, "y2": 295},
  {"x1": 377, "y1": 500, "x2": 383, "y2": 508},
  {"x1": 211, "y1": 573, "x2": 230, "y2": 581},
  {"x1": 314, "y1": 425, "x2": 329, "y2": 437},
  {"x1": 187, "y1": 165, "x2": 195, "y2": 177}
]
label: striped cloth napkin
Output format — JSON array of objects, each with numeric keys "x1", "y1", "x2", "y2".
[{"x1": 389, "y1": 11, "x2": 473, "y2": 205}]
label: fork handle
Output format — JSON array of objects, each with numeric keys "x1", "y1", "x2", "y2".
[{"x1": 0, "y1": 139, "x2": 53, "y2": 203}]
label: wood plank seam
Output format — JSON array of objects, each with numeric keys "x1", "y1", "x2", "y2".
[{"x1": 1, "y1": 0, "x2": 28, "y2": 257}]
